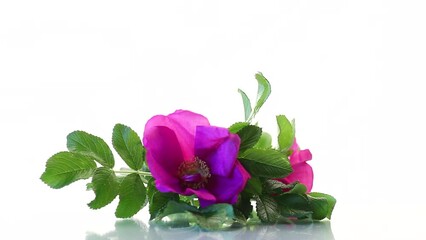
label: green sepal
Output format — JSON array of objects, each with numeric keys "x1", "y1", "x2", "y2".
[
  {"x1": 41, "y1": 151, "x2": 97, "y2": 189},
  {"x1": 67, "y1": 130, "x2": 115, "y2": 168}
]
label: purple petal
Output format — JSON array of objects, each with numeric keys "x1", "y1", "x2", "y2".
[
  {"x1": 198, "y1": 198, "x2": 215, "y2": 208},
  {"x1": 195, "y1": 126, "x2": 240, "y2": 176},
  {"x1": 200, "y1": 161, "x2": 250, "y2": 207},
  {"x1": 144, "y1": 110, "x2": 210, "y2": 160},
  {"x1": 143, "y1": 126, "x2": 184, "y2": 193},
  {"x1": 282, "y1": 162, "x2": 314, "y2": 192}
]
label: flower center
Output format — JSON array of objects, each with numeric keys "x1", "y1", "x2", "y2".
[{"x1": 178, "y1": 157, "x2": 211, "y2": 189}]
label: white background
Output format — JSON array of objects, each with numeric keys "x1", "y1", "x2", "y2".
[{"x1": 1, "y1": 1, "x2": 425, "y2": 239}]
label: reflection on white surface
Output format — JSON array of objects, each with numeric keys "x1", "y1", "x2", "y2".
[{"x1": 86, "y1": 220, "x2": 334, "y2": 240}]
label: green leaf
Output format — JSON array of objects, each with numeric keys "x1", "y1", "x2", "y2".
[
  {"x1": 86, "y1": 182, "x2": 93, "y2": 191},
  {"x1": 146, "y1": 178, "x2": 157, "y2": 203},
  {"x1": 236, "y1": 125, "x2": 262, "y2": 152},
  {"x1": 277, "y1": 115, "x2": 295, "y2": 152},
  {"x1": 253, "y1": 132, "x2": 272, "y2": 149},
  {"x1": 152, "y1": 201, "x2": 198, "y2": 228},
  {"x1": 88, "y1": 167, "x2": 119, "y2": 209},
  {"x1": 155, "y1": 200, "x2": 198, "y2": 220},
  {"x1": 115, "y1": 173, "x2": 147, "y2": 218},
  {"x1": 149, "y1": 191, "x2": 180, "y2": 220},
  {"x1": 87, "y1": 175, "x2": 126, "y2": 191},
  {"x1": 229, "y1": 122, "x2": 249, "y2": 134},
  {"x1": 67, "y1": 131, "x2": 115, "y2": 168},
  {"x1": 238, "y1": 89, "x2": 252, "y2": 121},
  {"x1": 234, "y1": 192, "x2": 253, "y2": 220},
  {"x1": 244, "y1": 177, "x2": 263, "y2": 195},
  {"x1": 233, "y1": 208, "x2": 248, "y2": 226},
  {"x1": 287, "y1": 183, "x2": 308, "y2": 194},
  {"x1": 262, "y1": 179, "x2": 297, "y2": 195},
  {"x1": 112, "y1": 124, "x2": 145, "y2": 170},
  {"x1": 147, "y1": 179, "x2": 180, "y2": 220},
  {"x1": 40, "y1": 152, "x2": 97, "y2": 189},
  {"x1": 180, "y1": 195, "x2": 200, "y2": 207},
  {"x1": 263, "y1": 179, "x2": 289, "y2": 191},
  {"x1": 195, "y1": 204, "x2": 235, "y2": 230},
  {"x1": 255, "y1": 195, "x2": 280, "y2": 223},
  {"x1": 239, "y1": 149, "x2": 292, "y2": 178},
  {"x1": 153, "y1": 202, "x2": 236, "y2": 230},
  {"x1": 276, "y1": 194, "x2": 312, "y2": 220},
  {"x1": 252, "y1": 72, "x2": 271, "y2": 120},
  {"x1": 307, "y1": 196, "x2": 328, "y2": 220},
  {"x1": 309, "y1": 192, "x2": 336, "y2": 219}
]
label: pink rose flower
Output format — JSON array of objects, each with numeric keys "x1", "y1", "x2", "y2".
[
  {"x1": 278, "y1": 139, "x2": 314, "y2": 192},
  {"x1": 143, "y1": 110, "x2": 250, "y2": 207}
]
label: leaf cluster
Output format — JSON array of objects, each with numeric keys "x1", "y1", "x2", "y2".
[
  {"x1": 229, "y1": 122, "x2": 335, "y2": 225},
  {"x1": 41, "y1": 124, "x2": 148, "y2": 218},
  {"x1": 230, "y1": 73, "x2": 336, "y2": 224}
]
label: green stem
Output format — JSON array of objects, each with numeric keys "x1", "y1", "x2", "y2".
[
  {"x1": 114, "y1": 169, "x2": 151, "y2": 184},
  {"x1": 139, "y1": 175, "x2": 149, "y2": 184},
  {"x1": 114, "y1": 169, "x2": 152, "y2": 176}
]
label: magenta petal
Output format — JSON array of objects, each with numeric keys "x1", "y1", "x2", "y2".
[
  {"x1": 195, "y1": 126, "x2": 240, "y2": 176},
  {"x1": 144, "y1": 110, "x2": 210, "y2": 160},
  {"x1": 290, "y1": 139, "x2": 299, "y2": 152},
  {"x1": 299, "y1": 149, "x2": 312, "y2": 162},
  {"x1": 143, "y1": 126, "x2": 184, "y2": 193},
  {"x1": 168, "y1": 110, "x2": 210, "y2": 135},
  {"x1": 283, "y1": 162, "x2": 314, "y2": 192},
  {"x1": 290, "y1": 149, "x2": 312, "y2": 165},
  {"x1": 202, "y1": 161, "x2": 250, "y2": 207}
]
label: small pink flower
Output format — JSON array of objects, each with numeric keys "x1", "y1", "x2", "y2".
[{"x1": 278, "y1": 139, "x2": 314, "y2": 192}]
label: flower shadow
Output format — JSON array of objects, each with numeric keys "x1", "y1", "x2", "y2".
[{"x1": 86, "y1": 220, "x2": 335, "y2": 240}]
